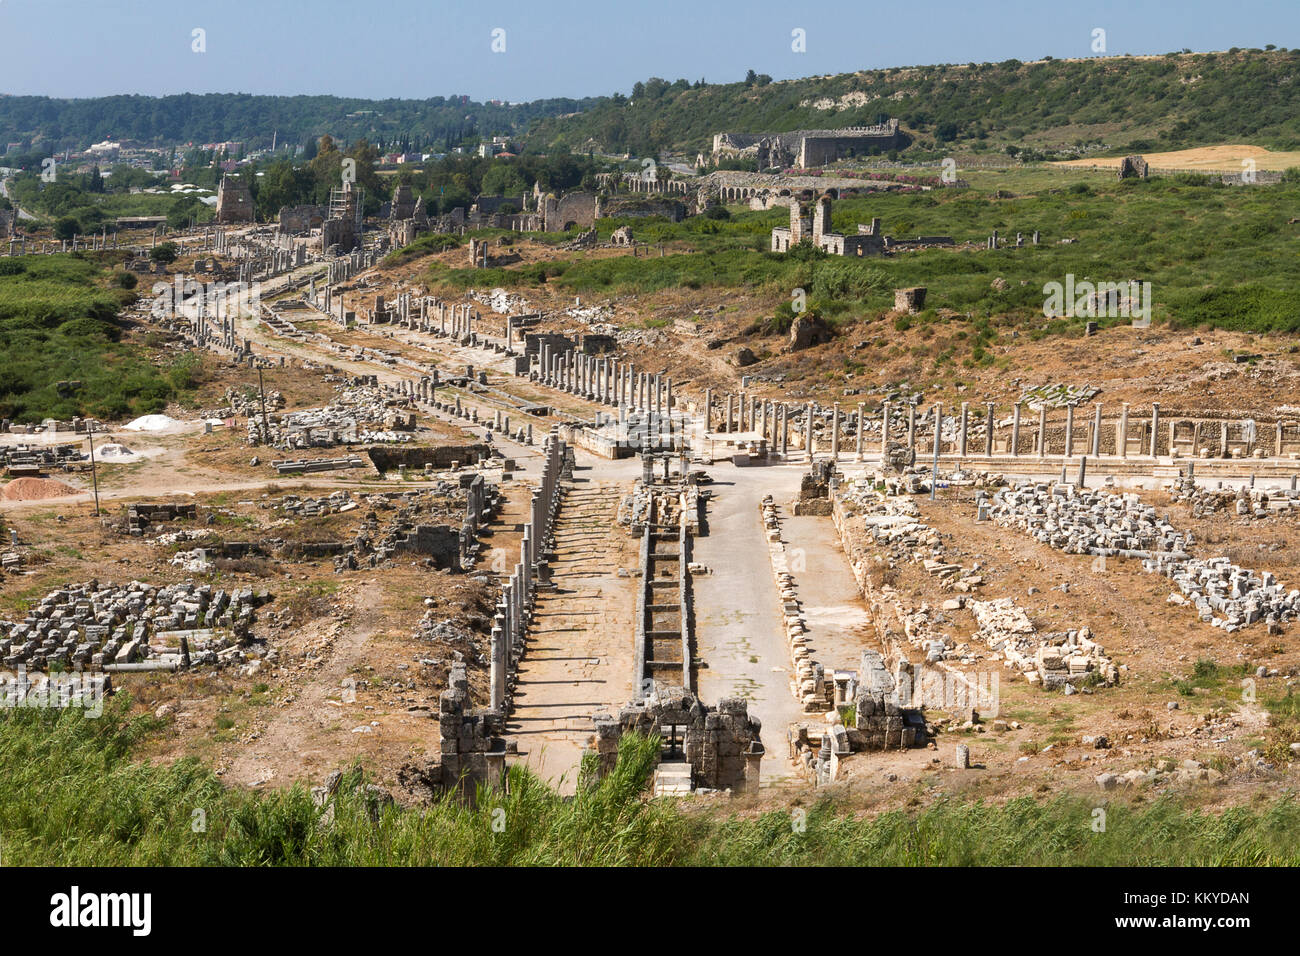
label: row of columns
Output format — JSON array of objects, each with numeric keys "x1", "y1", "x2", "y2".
[{"x1": 490, "y1": 433, "x2": 566, "y2": 713}]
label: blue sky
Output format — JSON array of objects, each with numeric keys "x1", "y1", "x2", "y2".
[{"x1": 2, "y1": 0, "x2": 1297, "y2": 101}]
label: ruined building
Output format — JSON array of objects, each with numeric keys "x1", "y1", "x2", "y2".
[
  {"x1": 387, "y1": 183, "x2": 429, "y2": 247},
  {"x1": 321, "y1": 181, "x2": 363, "y2": 255},
  {"x1": 215, "y1": 175, "x2": 255, "y2": 224},
  {"x1": 771, "y1": 192, "x2": 951, "y2": 256},
  {"x1": 771, "y1": 192, "x2": 883, "y2": 256},
  {"x1": 1118, "y1": 155, "x2": 1150, "y2": 180},
  {"x1": 540, "y1": 188, "x2": 601, "y2": 232},
  {"x1": 713, "y1": 120, "x2": 904, "y2": 168}
]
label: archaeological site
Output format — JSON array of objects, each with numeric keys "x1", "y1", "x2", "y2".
[{"x1": 0, "y1": 2, "x2": 1297, "y2": 917}]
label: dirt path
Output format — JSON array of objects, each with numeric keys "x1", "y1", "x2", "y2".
[{"x1": 223, "y1": 581, "x2": 388, "y2": 787}]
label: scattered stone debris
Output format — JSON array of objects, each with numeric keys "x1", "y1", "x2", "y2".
[
  {"x1": 0, "y1": 580, "x2": 266, "y2": 671},
  {"x1": 968, "y1": 597, "x2": 1117, "y2": 687},
  {"x1": 991, "y1": 481, "x2": 1300, "y2": 631},
  {"x1": 1168, "y1": 473, "x2": 1300, "y2": 518},
  {"x1": 760, "y1": 494, "x2": 830, "y2": 712},
  {"x1": 1018, "y1": 382, "x2": 1099, "y2": 410}
]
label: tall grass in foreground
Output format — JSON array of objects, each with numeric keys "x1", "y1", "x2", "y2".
[{"x1": 3, "y1": 699, "x2": 1299, "y2": 866}]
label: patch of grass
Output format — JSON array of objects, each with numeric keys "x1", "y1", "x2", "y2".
[{"x1": 4, "y1": 701, "x2": 1300, "y2": 865}]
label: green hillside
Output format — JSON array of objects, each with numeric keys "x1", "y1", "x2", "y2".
[{"x1": 528, "y1": 49, "x2": 1300, "y2": 158}]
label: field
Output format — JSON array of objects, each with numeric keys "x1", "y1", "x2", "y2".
[{"x1": 1056, "y1": 144, "x2": 1300, "y2": 172}]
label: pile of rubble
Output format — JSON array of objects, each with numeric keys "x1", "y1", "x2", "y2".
[
  {"x1": 279, "y1": 491, "x2": 359, "y2": 516},
  {"x1": 967, "y1": 597, "x2": 1117, "y2": 688},
  {"x1": 1165, "y1": 558, "x2": 1297, "y2": 632},
  {"x1": 991, "y1": 482, "x2": 1299, "y2": 632},
  {"x1": 760, "y1": 494, "x2": 831, "y2": 712},
  {"x1": 413, "y1": 615, "x2": 487, "y2": 667},
  {"x1": 252, "y1": 383, "x2": 414, "y2": 448},
  {"x1": 990, "y1": 482, "x2": 1193, "y2": 559},
  {"x1": 1018, "y1": 382, "x2": 1099, "y2": 410},
  {"x1": 1168, "y1": 474, "x2": 1300, "y2": 518},
  {"x1": 332, "y1": 476, "x2": 494, "y2": 573},
  {"x1": 0, "y1": 443, "x2": 86, "y2": 474},
  {"x1": 790, "y1": 650, "x2": 928, "y2": 785},
  {"x1": 617, "y1": 482, "x2": 701, "y2": 535},
  {"x1": 838, "y1": 480, "x2": 987, "y2": 592},
  {"x1": 199, "y1": 386, "x2": 285, "y2": 420},
  {"x1": 559, "y1": 228, "x2": 598, "y2": 250},
  {"x1": 0, "y1": 580, "x2": 264, "y2": 671}
]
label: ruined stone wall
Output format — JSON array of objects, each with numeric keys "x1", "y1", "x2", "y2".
[
  {"x1": 215, "y1": 176, "x2": 255, "y2": 224},
  {"x1": 364, "y1": 443, "x2": 490, "y2": 473},
  {"x1": 278, "y1": 205, "x2": 325, "y2": 234},
  {"x1": 591, "y1": 687, "x2": 764, "y2": 792},
  {"x1": 546, "y1": 191, "x2": 600, "y2": 232}
]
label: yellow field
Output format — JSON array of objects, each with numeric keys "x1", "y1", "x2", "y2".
[{"x1": 1055, "y1": 144, "x2": 1300, "y2": 173}]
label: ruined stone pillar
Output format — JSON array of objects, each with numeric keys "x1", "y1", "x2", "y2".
[
  {"x1": 704, "y1": 388, "x2": 712, "y2": 431},
  {"x1": 856, "y1": 402, "x2": 865, "y2": 460},
  {"x1": 1150, "y1": 403, "x2": 1160, "y2": 458},
  {"x1": 760, "y1": 398, "x2": 768, "y2": 441},
  {"x1": 490, "y1": 624, "x2": 506, "y2": 711},
  {"x1": 958, "y1": 402, "x2": 969, "y2": 458},
  {"x1": 1011, "y1": 403, "x2": 1022, "y2": 457},
  {"x1": 985, "y1": 403, "x2": 995, "y2": 456},
  {"x1": 806, "y1": 402, "x2": 816, "y2": 457},
  {"x1": 932, "y1": 404, "x2": 942, "y2": 457},
  {"x1": 830, "y1": 403, "x2": 840, "y2": 462},
  {"x1": 780, "y1": 404, "x2": 789, "y2": 457},
  {"x1": 907, "y1": 403, "x2": 916, "y2": 453},
  {"x1": 1037, "y1": 405, "x2": 1047, "y2": 458},
  {"x1": 1064, "y1": 404, "x2": 1075, "y2": 458},
  {"x1": 880, "y1": 401, "x2": 890, "y2": 456},
  {"x1": 1092, "y1": 403, "x2": 1103, "y2": 457},
  {"x1": 1119, "y1": 403, "x2": 1130, "y2": 458}
]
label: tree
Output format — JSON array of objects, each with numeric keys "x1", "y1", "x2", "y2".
[
  {"x1": 149, "y1": 242, "x2": 179, "y2": 265},
  {"x1": 54, "y1": 216, "x2": 79, "y2": 241},
  {"x1": 481, "y1": 162, "x2": 526, "y2": 196}
]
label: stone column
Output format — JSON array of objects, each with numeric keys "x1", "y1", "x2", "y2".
[
  {"x1": 490, "y1": 625, "x2": 506, "y2": 711},
  {"x1": 932, "y1": 404, "x2": 942, "y2": 457},
  {"x1": 907, "y1": 404, "x2": 916, "y2": 453},
  {"x1": 1092, "y1": 403, "x2": 1102, "y2": 457},
  {"x1": 856, "y1": 402, "x2": 866, "y2": 460},
  {"x1": 1150, "y1": 403, "x2": 1160, "y2": 458},
  {"x1": 1011, "y1": 403, "x2": 1022, "y2": 457},
  {"x1": 1064, "y1": 404, "x2": 1075, "y2": 458},
  {"x1": 985, "y1": 402, "x2": 995, "y2": 456},
  {"x1": 830, "y1": 403, "x2": 840, "y2": 462},
  {"x1": 1119, "y1": 403, "x2": 1130, "y2": 458},
  {"x1": 880, "y1": 401, "x2": 890, "y2": 456},
  {"x1": 806, "y1": 402, "x2": 815, "y2": 457},
  {"x1": 1037, "y1": 405, "x2": 1047, "y2": 458},
  {"x1": 958, "y1": 402, "x2": 969, "y2": 458},
  {"x1": 780, "y1": 404, "x2": 789, "y2": 457}
]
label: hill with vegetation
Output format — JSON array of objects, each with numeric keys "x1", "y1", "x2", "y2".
[
  {"x1": 4, "y1": 49, "x2": 1298, "y2": 162},
  {"x1": 528, "y1": 49, "x2": 1300, "y2": 158},
  {"x1": 0, "y1": 92, "x2": 598, "y2": 156}
]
